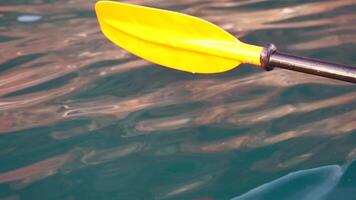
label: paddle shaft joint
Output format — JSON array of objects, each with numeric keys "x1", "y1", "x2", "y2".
[{"x1": 261, "y1": 44, "x2": 356, "y2": 83}]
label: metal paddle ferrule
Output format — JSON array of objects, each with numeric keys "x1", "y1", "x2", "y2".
[{"x1": 261, "y1": 44, "x2": 356, "y2": 83}]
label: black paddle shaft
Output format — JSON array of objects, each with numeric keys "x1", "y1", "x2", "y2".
[{"x1": 260, "y1": 44, "x2": 356, "y2": 83}]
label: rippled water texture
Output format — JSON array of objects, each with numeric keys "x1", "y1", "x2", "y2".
[{"x1": 0, "y1": 0, "x2": 355, "y2": 199}]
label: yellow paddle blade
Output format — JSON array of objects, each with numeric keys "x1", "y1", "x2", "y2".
[{"x1": 95, "y1": 1, "x2": 263, "y2": 73}]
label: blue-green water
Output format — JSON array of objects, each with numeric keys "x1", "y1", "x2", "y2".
[{"x1": 0, "y1": 0, "x2": 355, "y2": 199}]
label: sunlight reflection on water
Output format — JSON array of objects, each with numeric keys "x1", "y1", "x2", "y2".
[{"x1": 0, "y1": 0, "x2": 355, "y2": 199}]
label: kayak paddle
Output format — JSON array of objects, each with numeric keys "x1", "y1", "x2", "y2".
[{"x1": 95, "y1": 1, "x2": 356, "y2": 83}]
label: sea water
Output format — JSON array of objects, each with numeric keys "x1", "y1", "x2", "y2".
[{"x1": 0, "y1": 0, "x2": 355, "y2": 199}]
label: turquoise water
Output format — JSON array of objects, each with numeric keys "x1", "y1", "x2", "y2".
[{"x1": 0, "y1": 0, "x2": 355, "y2": 199}]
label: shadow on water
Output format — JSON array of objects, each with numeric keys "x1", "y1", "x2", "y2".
[{"x1": 0, "y1": 0, "x2": 355, "y2": 199}]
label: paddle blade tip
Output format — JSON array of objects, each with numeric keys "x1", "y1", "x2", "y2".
[{"x1": 94, "y1": 1, "x2": 249, "y2": 74}]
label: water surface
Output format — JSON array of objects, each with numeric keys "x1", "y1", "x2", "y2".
[{"x1": 0, "y1": 0, "x2": 355, "y2": 199}]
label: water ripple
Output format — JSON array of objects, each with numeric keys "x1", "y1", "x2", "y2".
[{"x1": 0, "y1": 0, "x2": 355, "y2": 199}]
